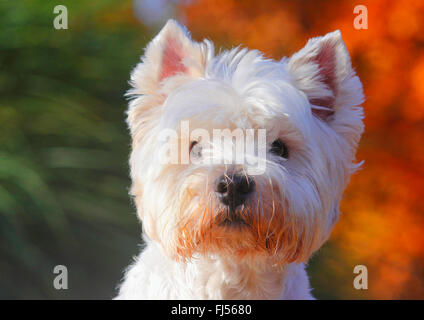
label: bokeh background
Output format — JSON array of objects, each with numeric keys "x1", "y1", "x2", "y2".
[{"x1": 1, "y1": 0, "x2": 423, "y2": 299}]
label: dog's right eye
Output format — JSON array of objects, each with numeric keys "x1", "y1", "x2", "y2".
[{"x1": 190, "y1": 141, "x2": 202, "y2": 159}]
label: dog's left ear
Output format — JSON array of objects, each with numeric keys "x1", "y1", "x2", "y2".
[
  {"x1": 130, "y1": 19, "x2": 212, "y2": 95},
  {"x1": 288, "y1": 30, "x2": 364, "y2": 124}
]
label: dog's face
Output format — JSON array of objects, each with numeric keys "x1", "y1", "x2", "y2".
[{"x1": 127, "y1": 20, "x2": 364, "y2": 265}]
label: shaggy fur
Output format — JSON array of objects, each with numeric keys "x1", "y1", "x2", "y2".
[{"x1": 116, "y1": 20, "x2": 364, "y2": 300}]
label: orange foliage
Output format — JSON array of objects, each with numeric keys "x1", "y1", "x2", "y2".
[{"x1": 179, "y1": 0, "x2": 424, "y2": 298}]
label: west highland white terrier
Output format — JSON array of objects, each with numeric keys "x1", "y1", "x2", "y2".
[{"x1": 116, "y1": 19, "x2": 364, "y2": 299}]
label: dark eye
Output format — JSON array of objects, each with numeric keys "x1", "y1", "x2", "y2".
[
  {"x1": 270, "y1": 139, "x2": 289, "y2": 159},
  {"x1": 190, "y1": 141, "x2": 202, "y2": 159},
  {"x1": 190, "y1": 141, "x2": 197, "y2": 152}
]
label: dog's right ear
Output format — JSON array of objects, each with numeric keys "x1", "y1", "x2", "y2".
[{"x1": 129, "y1": 19, "x2": 213, "y2": 95}]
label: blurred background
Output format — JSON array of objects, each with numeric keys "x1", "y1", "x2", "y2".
[{"x1": 0, "y1": 0, "x2": 423, "y2": 299}]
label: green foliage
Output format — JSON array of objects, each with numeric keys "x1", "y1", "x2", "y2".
[{"x1": 0, "y1": 0, "x2": 150, "y2": 298}]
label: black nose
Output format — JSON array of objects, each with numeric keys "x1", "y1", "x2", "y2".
[{"x1": 215, "y1": 174, "x2": 255, "y2": 209}]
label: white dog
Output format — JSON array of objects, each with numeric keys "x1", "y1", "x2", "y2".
[{"x1": 116, "y1": 20, "x2": 364, "y2": 299}]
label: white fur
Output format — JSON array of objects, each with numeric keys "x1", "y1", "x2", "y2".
[
  {"x1": 116, "y1": 238, "x2": 313, "y2": 299},
  {"x1": 116, "y1": 20, "x2": 364, "y2": 300}
]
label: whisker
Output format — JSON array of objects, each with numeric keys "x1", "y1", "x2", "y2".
[{"x1": 265, "y1": 174, "x2": 277, "y2": 249}]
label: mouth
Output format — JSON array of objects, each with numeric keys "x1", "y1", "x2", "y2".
[
  {"x1": 219, "y1": 218, "x2": 249, "y2": 228},
  {"x1": 217, "y1": 208, "x2": 249, "y2": 228}
]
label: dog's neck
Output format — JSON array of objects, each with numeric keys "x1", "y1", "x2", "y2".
[
  {"x1": 116, "y1": 239, "x2": 313, "y2": 299},
  {"x1": 174, "y1": 252, "x2": 312, "y2": 299}
]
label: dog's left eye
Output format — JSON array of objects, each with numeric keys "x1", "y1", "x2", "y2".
[{"x1": 270, "y1": 139, "x2": 289, "y2": 159}]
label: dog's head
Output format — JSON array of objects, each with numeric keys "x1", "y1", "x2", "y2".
[{"x1": 127, "y1": 20, "x2": 364, "y2": 265}]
